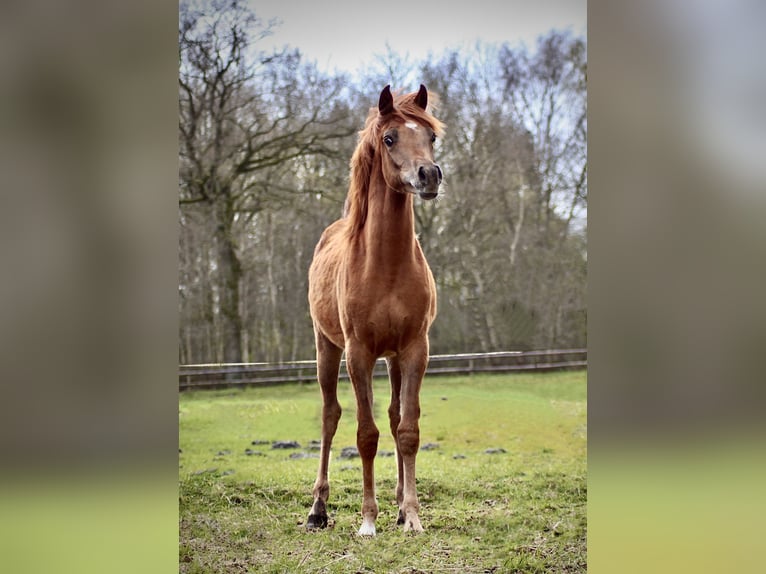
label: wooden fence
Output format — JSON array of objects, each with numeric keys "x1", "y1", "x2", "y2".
[{"x1": 179, "y1": 348, "x2": 586, "y2": 391}]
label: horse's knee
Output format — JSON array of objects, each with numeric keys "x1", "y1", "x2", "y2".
[
  {"x1": 396, "y1": 424, "x2": 420, "y2": 457},
  {"x1": 324, "y1": 400, "x2": 342, "y2": 426},
  {"x1": 357, "y1": 425, "x2": 380, "y2": 458},
  {"x1": 388, "y1": 404, "x2": 400, "y2": 435}
]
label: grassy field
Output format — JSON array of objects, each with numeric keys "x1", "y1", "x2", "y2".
[{"x1": 179, "y1": 371, "x2": 586, "y2": 573}]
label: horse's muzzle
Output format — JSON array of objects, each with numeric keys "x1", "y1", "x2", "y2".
[{"x1": 417, "y1": 164, "x2": 442, "y2": 199}]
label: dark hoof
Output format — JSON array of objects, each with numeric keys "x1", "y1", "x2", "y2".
[
  {"x1": 397, "y1": 509, "x2": 405, "y2": 526},
  {"x1": 306, "y1": 513, "x2": 328, "y2": 529}
]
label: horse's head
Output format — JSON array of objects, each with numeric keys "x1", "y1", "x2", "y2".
[{"x1": 377, "y1": 85, "x2": 444, "y2": 200}]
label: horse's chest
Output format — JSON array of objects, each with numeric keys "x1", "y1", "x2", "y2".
[
  {"x1": 342, "y1": 280, "x2": 433, "y2": 347},
  {"x1": 373, "y1": 292, "x2": 423, "y2": 327}
]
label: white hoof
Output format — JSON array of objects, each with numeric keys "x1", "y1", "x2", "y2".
[{"x1": 358, "y1": 518, "x2": 376, "y2": 537}]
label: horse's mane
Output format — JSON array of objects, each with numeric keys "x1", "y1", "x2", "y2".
[{"x1": 343, "y1": 89, "x2": 445, "y2": 237}]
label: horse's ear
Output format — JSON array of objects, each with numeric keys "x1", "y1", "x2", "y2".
[
  {"x1": 378, "y1": 85, "x2": 394, "y2": 116},
  {"x1": 415, "y1": 84, "x2": 428, "y2": 110}
]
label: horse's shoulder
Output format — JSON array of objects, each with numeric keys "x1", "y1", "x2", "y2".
[{"x1": 314, "y1": 219, "x2": 346, "y2": 253}]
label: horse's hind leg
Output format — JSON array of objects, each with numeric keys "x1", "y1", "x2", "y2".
[
  {"x1": 386, "y1": 357, "x2": 406, "y2": 525},
  {"x1": 306, "y1": 329, "x2": 343, "y2": 529}
]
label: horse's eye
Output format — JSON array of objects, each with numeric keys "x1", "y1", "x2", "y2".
[
  {"x1": 430, "y1": 132, "x2": 437, "y2": 144},
  {"x1": 383, "y1": 135, "x2": 394, "y2": 147}
]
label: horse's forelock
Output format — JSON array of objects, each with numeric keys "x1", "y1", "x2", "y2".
[
  {"x1": 392, "y1": 91, "x2": 445, "y2": 137},
  {"x1": 361, "y1": 89, "x2": 445, "y2": 141}
]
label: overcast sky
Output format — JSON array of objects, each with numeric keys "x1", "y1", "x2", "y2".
[{"x1": 254, "y1": 0, "x2": 586, "y2": 75}]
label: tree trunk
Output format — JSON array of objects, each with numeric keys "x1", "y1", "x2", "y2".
[
  {"x1": 214, "y1": 198, "x2": 243, "y2": 364},
  {"x1": 509, "y1": 185, "x2": 526, "y2": 267},
  {"x1": 265, "y1": 212, "x2": 283, "y2": 363}
]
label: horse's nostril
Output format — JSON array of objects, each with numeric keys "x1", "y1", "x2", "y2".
[{"x1": 418, "y1": 165, "x2": 441, "y2": 185}]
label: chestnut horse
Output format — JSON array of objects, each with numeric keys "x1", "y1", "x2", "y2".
[{"x1": 306, "y1": 85, "x2": 444, "y2": 536}]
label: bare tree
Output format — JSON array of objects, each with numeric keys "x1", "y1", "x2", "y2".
[
  {"x1": 179, "y1": 0, "x2": 354, "y2": 362},
  {"x1": 178, "y1": 22, "x2": 587, "y2": 363},
  {"x1": 414, "y1": 37, "x2": 586, "y2": 352},
  {"x1": 500, "y1": 31, "x2": 587, "y2": 241}
]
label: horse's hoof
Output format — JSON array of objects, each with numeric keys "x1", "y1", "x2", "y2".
[
  {"x1": 358, "y1": 518, "x2": 376, "y2": 537},
  {"x1": 396, "y1": 509, "x2": 405, "y2": 525},
  {"x1": 404, "y1": 521, "x2": 424, "y2": 533},
  {"x1": 306, "y1": 513, "x2": 328, "y2": 529},
  {"x1": 402, "y1": 514, "x2": 424, "y2": 533}
]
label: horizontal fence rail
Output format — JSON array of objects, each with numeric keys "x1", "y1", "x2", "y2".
[{"x1": 179, "y1": 349, "x2": 586, "y2": 391}]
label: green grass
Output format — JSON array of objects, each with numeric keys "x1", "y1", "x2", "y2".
[{"x1": 179, "y1": 371, "x2": 586, "y2": 573}]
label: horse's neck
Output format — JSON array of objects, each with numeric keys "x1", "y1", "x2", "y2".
[{"x1": 361, "y1": 175, "x2": 417, "y2": 267}]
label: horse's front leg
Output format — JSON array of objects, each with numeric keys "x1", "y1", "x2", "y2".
[
  {"x1": 397, "y1": 342, "x2": 428, "y2": 533},
  {"x1": 307, "y1": 330, "x2": 343, "y2": 529},
  {"x1": 346, "y1": 342, "x2": 379, "y2": 536}
]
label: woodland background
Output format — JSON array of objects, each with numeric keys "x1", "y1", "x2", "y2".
[{"x1": 179, "y1": 0, "x2": 587, "y2": 364}]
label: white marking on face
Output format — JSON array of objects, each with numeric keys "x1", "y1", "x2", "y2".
[{"x1": 405, "y1": 121, "x2": 420, "y2": 131}]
